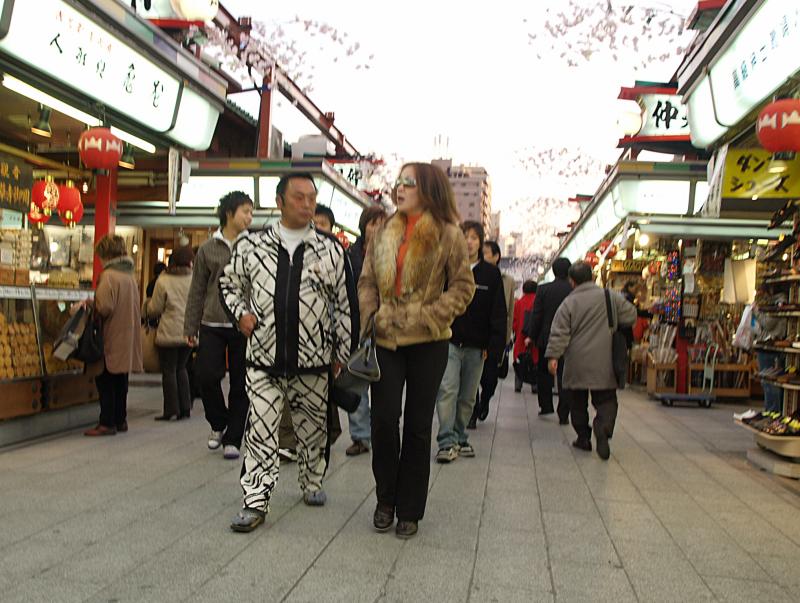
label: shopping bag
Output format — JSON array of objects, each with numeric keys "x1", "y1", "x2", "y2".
[
  {"x1": 141, "y1": 325, "x2": 160, "y2": 373},
  {"x1": 73, "y1": 307, "x2": 104, "y2": 364},
  {"x1": 733, "y1": 304, "x2": 754, "y2": 350},
  {"x1": 53, "y1": 306, "x2": 87, "y2": 361}
]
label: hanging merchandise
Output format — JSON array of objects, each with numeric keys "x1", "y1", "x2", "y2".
[
  {"x1": 584, "y1": 252, "x2": 599, "y2": 267},
  {"x1": 170, "y1": 0, "x2": 220, "y2": 21},
  {"x1": 57, "y1": 181, "x2": 83, "y2": 227},
  {"x1": 31, "y1": 176, "x2": 60, "y2": 216},
  {"x1": 77, "y1": 128, "x2": 123, "y2": 170},
  {"x1": 757, "y1": 99, "x2": 800, "y2": 153}
]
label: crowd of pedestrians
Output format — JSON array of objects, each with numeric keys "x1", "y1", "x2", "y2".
[{"x1": 77, "y1": 162, "x2": 636, "y2": 539}]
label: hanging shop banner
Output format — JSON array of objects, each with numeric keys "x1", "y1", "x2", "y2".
[
  {"x1": 0, "y1": 154, "x2": 32, "y2": 213},
  {"x1": 722, "y1": 149, "x2": 800, "y2": 200},
  {"x1": 611, "y1": 259, "x2": 648, "y2": 273},
  {"x1": 637, "y1": 94, "x2": 690, "y2": 138},
  {"x1": 0, "y1": 0, "x2": 182, "y2": 132}
]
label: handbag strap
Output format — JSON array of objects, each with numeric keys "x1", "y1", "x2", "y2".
[{"x1": 604, "y1": 289, "x2": 615, "y2": 331}]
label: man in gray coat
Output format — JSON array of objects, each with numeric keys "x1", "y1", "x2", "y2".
[{"x1": 545, "y1": 261, "x2": 636, "y2": 460}]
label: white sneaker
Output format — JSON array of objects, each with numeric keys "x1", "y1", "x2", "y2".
[
  {"x1": 223, "y1": 445, "x2": 240, "y2": 460},
  {"x1": 435, "y1": 447, "x2": 458, "y2": 464},
  {"x1": 208, "y1": 430, "x2": 223, "y2": 450}
]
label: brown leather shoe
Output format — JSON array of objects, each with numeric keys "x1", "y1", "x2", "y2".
[
  {"x1": 373, "y1": 504, "x2": 394, "y2": 532},
  {"x1": 346, "y1": 440, "x2": 370, "y2": 456},
  {"x1": 395, "y1": 520, "x2": 418, "y2": 539},
  {"x1": 84, "y1": 425, "x2": 117, "y2": 437}
]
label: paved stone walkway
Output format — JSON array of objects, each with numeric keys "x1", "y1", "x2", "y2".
[{"x1": 1, "y1": 376, "x2": 800, "y2": 602}]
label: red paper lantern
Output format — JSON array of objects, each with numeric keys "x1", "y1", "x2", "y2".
[
  {"x1": 78, "y1": 127, "x2": 123, "y2": 170},
  {"x1": 335, "y1": 231, "x2": 350, "y2": 249},
  {"x1": 584, "y1": 252, "x2": 599, "y2": 267},
  {"x1": 32, "y1": 177, "x2": 60, "y2": 216},
  {"x1": 27, "y1": 201, "x2": 50, "y2": 226},
  {"x1": 57, "y1": 181, "x2": 83, "y2": 227},
  {"x1": 757, "y1": 99, "x2": 800, "y2": 152}
]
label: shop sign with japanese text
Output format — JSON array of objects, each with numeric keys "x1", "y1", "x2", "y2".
[
  {"x1": 708, "y1": 1, "x2": 800, "y2": 130},
  {"x1": 637, "y1": 94, "x2": 689, "y2": 138},
  {"x1": 722, "y1": 149, "x2": 800, "y2": 199},
  {"x1": 611, "y1": 259, "x2": 648, "y2": 273},
  {"x1": 0, "y1": 154, "x2": 32, "y2": 213},
  {"x1": 0, "y1": 0, "x2": 182, "y2": 132}
]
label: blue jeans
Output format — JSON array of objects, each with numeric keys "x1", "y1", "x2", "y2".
[
  {"x1": 348, "y1": 390, "x2": 371, "y2": 443},
  {"x1": 757, "y1": 351, "x2": 784, "y2": 413},
  {"x1": 436, "y1": 344, "x2": 485, "y2": 450}
]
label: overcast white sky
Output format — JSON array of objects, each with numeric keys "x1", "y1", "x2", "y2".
[{"x1": 222, "y1": 0, "x2": 696, "y2": 239}]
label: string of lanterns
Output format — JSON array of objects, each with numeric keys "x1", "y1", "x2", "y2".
[{"x1": 28, "y1": 127, "x2": 123, "y2": 228}]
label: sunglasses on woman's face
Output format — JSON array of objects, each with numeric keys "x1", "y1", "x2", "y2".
[{"x1": 394, "y1": 176, "x2": 417, "y2": 189}]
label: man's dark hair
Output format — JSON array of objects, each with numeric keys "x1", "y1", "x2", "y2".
[
  {"x1": 523, "y1": 280, "x2": 537, "y2": 294},
  {"x1": 552, "y1": 257, "x2": 572, "y2": 279},
  {"x1": 276, "y1": 173, "x2": 317, "y2": 200},
  {"x1": 484, "y1": 240, "x2": 501, "y2": 260},
  {"x1": 462, "y1": 220, "x2": 484, "y2": 244},
  {"x1": 315, "y1": 205, "x2": 336, "y2": 228},
  {"x1": 568, "y1": 261, "x2": 594, "y2": 285},
  {"x1": 217, "y1": 191, "x2": 253, "y2": 228},
  {"x1": 153, "y1": 262, "x2": 167, "y2": 277}
]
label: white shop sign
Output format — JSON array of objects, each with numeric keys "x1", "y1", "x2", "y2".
[
  {"x1": 0, "y1": 0, "x2": 182, "y2": 132},
  {"x1": 688, "y1": 0, "x2": 800, "y2": 147},
  {"x1": 637, "y1": 94, "x2": 689, "y2": 137}
]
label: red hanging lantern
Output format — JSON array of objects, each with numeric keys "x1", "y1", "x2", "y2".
[
  {"x1": 335, "y1": 231, "x2": 351, "y2": 249},
  {"x1": 757, "y1": 99, "x2": 800, "y2": 152},
  {"x1": 584, "y1": 252, "x2": 599, "y2": 268},
  {"x1": 27, "y1": 201, "x2": 50, "y2": 227},
  {"x1": 77, "y1": 127, "x2": 123, "y2": 170},
  {"x1": 32, "y1": 176, "x2": 60, "y2": 216},
  {"x1": 57, "y1": 181, "x2": 84, "y2": 227}
]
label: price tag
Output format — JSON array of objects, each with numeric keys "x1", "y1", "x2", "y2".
[{"x1": 0, "y1": 285, "x2": 29, "y2": 299}]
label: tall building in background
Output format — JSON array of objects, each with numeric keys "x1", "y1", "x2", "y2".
[{"x1": 432, "y1": 159, "x2": 492, "y2": 235}]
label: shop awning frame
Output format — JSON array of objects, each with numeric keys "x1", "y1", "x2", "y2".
[{"x1": 630, "y1": 214, "x2": 790, "y2": 240}]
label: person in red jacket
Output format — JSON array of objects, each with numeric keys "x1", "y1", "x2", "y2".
[{"x1": 513, "y1": 280, "x2": 538, "y2": 392}]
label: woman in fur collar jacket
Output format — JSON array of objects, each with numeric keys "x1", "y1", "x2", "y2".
[{"x1": 359, "y1": 162, "x2": 475, "y2": 539}]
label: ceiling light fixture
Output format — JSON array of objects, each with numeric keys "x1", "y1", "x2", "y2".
[
  {"x1": 109, "y1": 126, "x2": 156, "y2": 154},
  {"x1": 31, "y1": 105, "x2": 52, "y2": 138},
  {"x1": 3, "y1": 74, "x2": 101, "y2": 126},
  {"x1": 118, "y1": 143, "x2": 135, "y2": 170}
]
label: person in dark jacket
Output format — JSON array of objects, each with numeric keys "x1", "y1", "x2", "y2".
[
  {"x1": 524, "y1": 257, "x2": 572, "y2": 422},
  {"x1": 345, "y1": 205, "x2": 387, "y2": 456},
  {"x1": 435, "y1": 221, "x2": 506, "y2": 463},
  {"x1": 184, "y1": 191, "x2": 253, "y2": 460}
]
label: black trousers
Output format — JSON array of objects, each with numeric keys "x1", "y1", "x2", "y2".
[
  {"x1": 197, "y1": 325, "x2": 249, "y2": 447},
  {"x1": 537, "y1": 349, "x2": 567, "y2": 420},
  {"x1": 568, "y1": 389, "x2": 618, "y2": 442},
  {"x1": 371, "y1": 340, "x2": 449, "y2": 522},
  {"x1": 96, "y1": 368, "x2": 129, "y2": 428},
  {"x1": 158, "y1": 345, "x2": 192, "y2": 417},
  {"x1": 471, "y1": 353, "x2": 501, "y2": 421}
]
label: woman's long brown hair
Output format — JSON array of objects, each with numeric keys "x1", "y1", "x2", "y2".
[{"x1": 392, "y1": 162, "x2": 460, "y2": 225}]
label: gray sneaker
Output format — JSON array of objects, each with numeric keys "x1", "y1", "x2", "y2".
[
  {"x1": 230, "y1": 508, "x2": 265, "y2": 533},
  {"x1": 303, "y1": 490, "x2": 327, "y2": 506},
  {"x1": 435, "y1": 447, "x2": 458, "y2": 464},
  {"x1": 207, "y1": 430, "x2": 223, "y2": 450},
  {"x1": 223, "y1": 445, "x2": 240, "y2": 460},
  {"x1": 458, "y1": 443, "x2": 475, "y2": 458}
]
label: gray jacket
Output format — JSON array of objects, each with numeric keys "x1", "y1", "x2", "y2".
[
  {"x1": 184, "y1": 232, "x2": 237, "y2": 336},
  {"x1": 545, "y1": 282, "x2": 636, "y2": 390}
]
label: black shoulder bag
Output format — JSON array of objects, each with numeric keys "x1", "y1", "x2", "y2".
[
  {"x1": 73, "y1": 306, "x2": 104, "y2": 364},
  {"x1": 331, "y1": 315, "x2": 381, "y2": 412},
  {"x1": 604, "y1": 290, "x2": 628, "y2": 390}
]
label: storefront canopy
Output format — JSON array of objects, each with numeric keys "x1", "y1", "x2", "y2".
[{"x1": 108, "y1": 158, "x2": 373, "y2": 233}]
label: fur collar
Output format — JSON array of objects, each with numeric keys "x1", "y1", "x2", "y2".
[
  {"x1": 372, "y1": 211, "x2": 442, "y2": 298},
  {"x1": 103, "y1": 256, "x2": 134, "y2": 273}
]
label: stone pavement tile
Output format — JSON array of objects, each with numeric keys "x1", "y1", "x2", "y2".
[
  {"x1": 538, "y1": 481, "x2": 597, "y2": 515},
  {"x1": 380, "y1": 544, "x2": 473, "y2": 602},
  {"x1": 550, "y1": 561, "x2": 636, "y2": 602},
  {"x1": 486, "y1": 464, "x2": 538, "y2": 493},
  {"x1": 533, "y1": 461, "x2": 584, "y2": 484},
  {"x1": 0, "y1": 533, "x2": 85, "y2": 584},
  {"x1": 470, "y1": 583, "x2": 554, "y2": 602},
  {"x1": 473, "y1": 530, "x2": 551, "y2": 593},
  {"x1": 595, "y1": 501, "x2": 673, "y2": 544},
  {"x1": 704, "y1": 576, "x2": 795, "y2": 603},
  {"x1": 761, "y1": 554, "x2": 800, "y2": 589},
  {"x1": 543, "y1": 512, "x2": 620, "y2": 566},
  {"x1": 626, "y1": 566, "x2": 715, "y2": 602},
  {"x1": 284, "y1": 566, "x2": 386, "y2": 603},
  {"x1": 0, "y1": 576, "x2": 101, "y2": 603}
]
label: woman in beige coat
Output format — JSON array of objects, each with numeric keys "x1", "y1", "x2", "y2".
[
  {"x1": 359, "y1": 162, "x2": 475, "y2": 538},
  {"x1": 145, "y1": 246, "x2": 194, "y2": 421},
  {"x1": 84, "y1": 235, "x2": 143, "y2": 436}
]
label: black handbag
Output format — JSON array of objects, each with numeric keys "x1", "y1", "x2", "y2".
[
  {"x1": 73, "y1": 306, "x2": 104, "y2": 364},
  {"x1": 53, "y1": 306, "x2": 86, "y2": 361},
  {"x1": 604, "y1": 289, "x2": 628, "y2": 390},
  {"x1": 514, "y1": 346, "x2": 537, "y2": 384},
  {"x1": 332, "y1": 316, "x2": 380, "y2": 412}
]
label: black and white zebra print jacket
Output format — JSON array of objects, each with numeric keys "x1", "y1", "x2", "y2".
[{"x1": 219, "y1": 224, "x2": 358, "y2": 376}]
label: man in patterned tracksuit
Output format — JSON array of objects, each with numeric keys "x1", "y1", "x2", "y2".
[{"x1": 220, "y1": 173, "x2": 357, "y2": 533}]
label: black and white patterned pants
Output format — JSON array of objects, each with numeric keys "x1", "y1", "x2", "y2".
[{"x1": 241, "y1": 369, "x2": 328, "y2": 512}]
